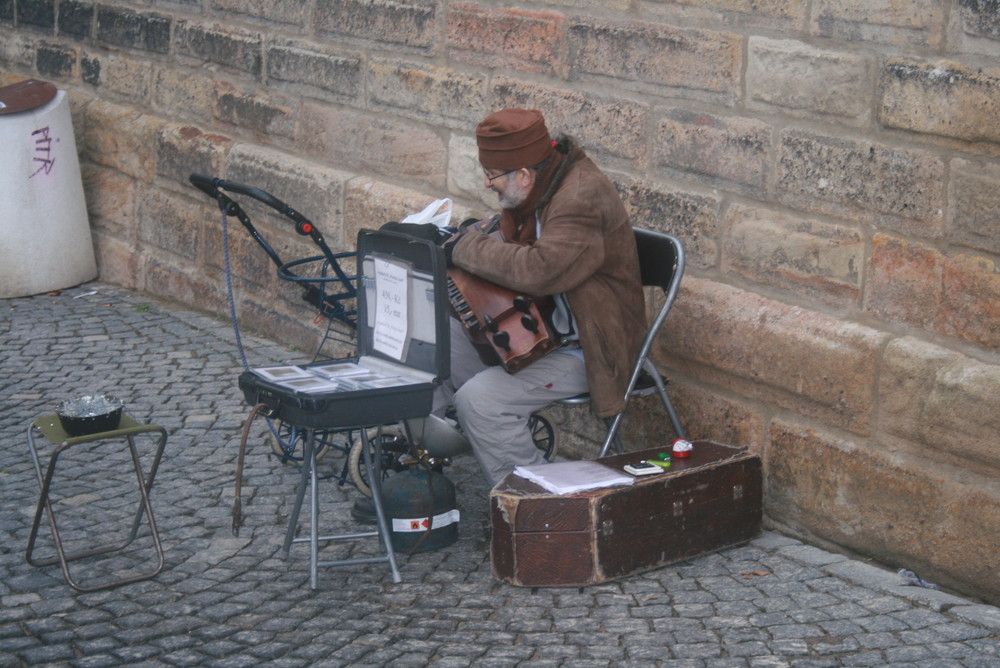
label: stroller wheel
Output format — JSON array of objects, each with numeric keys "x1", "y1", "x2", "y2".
[{"x1": 529, "y1": 413, "x2": 558, "y2": 461}]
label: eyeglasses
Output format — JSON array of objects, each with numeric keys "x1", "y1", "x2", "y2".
[{"x1": 483, "y1": 168, "x2": 517, "y2": 184}]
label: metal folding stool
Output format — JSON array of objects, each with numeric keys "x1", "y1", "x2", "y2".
[
  {"x1": 282, "y1": 425, "x2": 401, "y2": 589},
  {"x1": 26, "y1": 414, "x2": 167, "y2": 592}
]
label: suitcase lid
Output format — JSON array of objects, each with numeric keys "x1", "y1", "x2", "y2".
[{"x1": 356, "y1": 228, "x2": 450, "y2": 383}]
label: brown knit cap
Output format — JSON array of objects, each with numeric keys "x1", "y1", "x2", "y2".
[{"x1": 476, "y1": 108, "x2": 554, "y2": 170}]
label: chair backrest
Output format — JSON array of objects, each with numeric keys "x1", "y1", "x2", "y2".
[
  {"x1": 633, "y1": 227, "x2": 684, "y2": 302},
  {"x1": 627, "y1": 227, "x2": 685, "y2": 392}
]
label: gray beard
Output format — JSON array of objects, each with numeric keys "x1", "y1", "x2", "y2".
[{"x1": 497, "y1": 178, "x2": 530, "y2": 210}]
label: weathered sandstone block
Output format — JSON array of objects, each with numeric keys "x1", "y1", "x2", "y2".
[{"x1": 664, "y1": 278, "x2": 885, "y2": 435}]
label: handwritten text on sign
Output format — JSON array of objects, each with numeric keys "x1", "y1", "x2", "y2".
[{"x1": 373, "y1": 258, "x2": 408, "y2": 360}]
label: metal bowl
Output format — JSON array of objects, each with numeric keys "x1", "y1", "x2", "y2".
[{"x1": 57, "y1": 394, "x2": 124, "y2": 436}]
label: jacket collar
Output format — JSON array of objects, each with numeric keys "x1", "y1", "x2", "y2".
[{"x1": 537, "y1": 135, "x2": 582, "y2": 212}]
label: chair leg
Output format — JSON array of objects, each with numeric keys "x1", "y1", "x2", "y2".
[
  {"x1": 643, "y1": 361, "x2": 687, "y2": 440},
  {"x1": 661, "y1": 394, "x2": 687, "y2": 440},
  {"x1": 599, "y1": 414, "x2": 626, "y2": 457},
  {"x1": 363, "y1": 428, "x2": 402, "y2": 584},
  {"x1": 654, "y1": 382, "x2": 687, "y2": 440},
  {"x1": 282, "y1": 431, "x2": 313, "y2": 560}
]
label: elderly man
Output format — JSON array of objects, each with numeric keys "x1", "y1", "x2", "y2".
[{"x1": 438, "y1": 108, "x2": 646, "y2": 487}]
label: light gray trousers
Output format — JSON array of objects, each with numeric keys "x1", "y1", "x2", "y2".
[{"x1": 434, "y1": 318, "x2": 589, "y2": 487}]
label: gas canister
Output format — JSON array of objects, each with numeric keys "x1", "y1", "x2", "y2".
[{"x1": 380, "y1": 469, "x2": 459, "y2": 552}]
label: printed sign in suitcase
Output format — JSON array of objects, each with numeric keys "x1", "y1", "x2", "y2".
[
  {"x1": 490, "y1": 441, "x2": 762, "y2": 587},
  {"x1": 238, "y1": 228, "x2": 450, "y2": 429}
]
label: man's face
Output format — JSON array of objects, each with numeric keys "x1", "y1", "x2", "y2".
[{"x1": 484, "y1": 168, "x2": 532, "y2": 210}]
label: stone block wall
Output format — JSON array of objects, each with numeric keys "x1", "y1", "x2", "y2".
[{"x1": 2, "y1": 0, "x2": 998, "y2": 603}]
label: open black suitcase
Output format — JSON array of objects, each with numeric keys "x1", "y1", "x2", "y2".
[{"x1": 237, "y1": 228, "x2": 450, "y2": 430}]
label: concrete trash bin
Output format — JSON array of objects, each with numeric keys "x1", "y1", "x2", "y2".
[{"x1": 0, "y1": 79, "x2": 97, "y2": 298}]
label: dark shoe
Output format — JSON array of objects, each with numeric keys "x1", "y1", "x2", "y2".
[{"x1": 351, "y1": 498, "x2": 377, "y2": 525}]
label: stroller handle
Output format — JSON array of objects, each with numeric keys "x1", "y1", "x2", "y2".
[{"x1": 188, "y1": 173, "x2": 358, "y2": 327}]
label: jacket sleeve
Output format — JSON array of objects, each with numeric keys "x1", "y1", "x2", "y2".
[{"x1": 451, "y1": 173, "x2": 607, "y2": 296}]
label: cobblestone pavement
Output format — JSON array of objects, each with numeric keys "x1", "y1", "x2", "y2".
[{"x1": 2, "y1": 282, "x2": 999, "y2": 667}]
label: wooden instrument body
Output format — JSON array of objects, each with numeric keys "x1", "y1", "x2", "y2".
[{"x1": 446, "y1": 218, "x2": 562, "y2": 373}]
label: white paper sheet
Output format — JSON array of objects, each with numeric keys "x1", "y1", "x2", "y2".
[
  {"x1": 372, "y1": 257, "x2": 409, "y2": 360},
  {"x1": 513, "y1": 460, "x2": 634, "y2": 495}
]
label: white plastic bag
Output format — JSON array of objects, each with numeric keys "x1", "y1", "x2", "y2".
[{"x1": 401, "y1": 198, "x2": 453, "y2": 229}]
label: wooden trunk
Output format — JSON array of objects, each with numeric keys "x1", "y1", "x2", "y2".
[{"x1": 490, "y1": 441, "x2": 762, "y2": 587}]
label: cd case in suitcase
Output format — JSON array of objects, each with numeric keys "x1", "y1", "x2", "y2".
[{"x1": 238, "y1": 229, "x2": 450, "y2": 429}]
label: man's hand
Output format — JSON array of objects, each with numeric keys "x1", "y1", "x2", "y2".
[{"x1": 441, "y1": 232, "x2": 462, "y2": 267}]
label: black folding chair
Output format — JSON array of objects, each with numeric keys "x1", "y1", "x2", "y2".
[{"x1": 557, "y1": 227, "x2": 688, "y2": 457}]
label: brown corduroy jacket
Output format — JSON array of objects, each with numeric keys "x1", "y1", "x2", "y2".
[{"x1": 451, "y1": 139, "x2": 646, "y2": 418}]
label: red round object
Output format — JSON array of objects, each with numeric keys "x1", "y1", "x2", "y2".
[{"x1": 672, "y1": 438, "x2": 694, "y2": 458}]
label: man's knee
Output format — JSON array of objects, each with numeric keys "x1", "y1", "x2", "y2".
[
  {"x1": 453, "y1": 377, "x2": 513, "y2": 438},
  {"x1": 452, "y1": 381, "x2": 485, "y2": 423}
]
